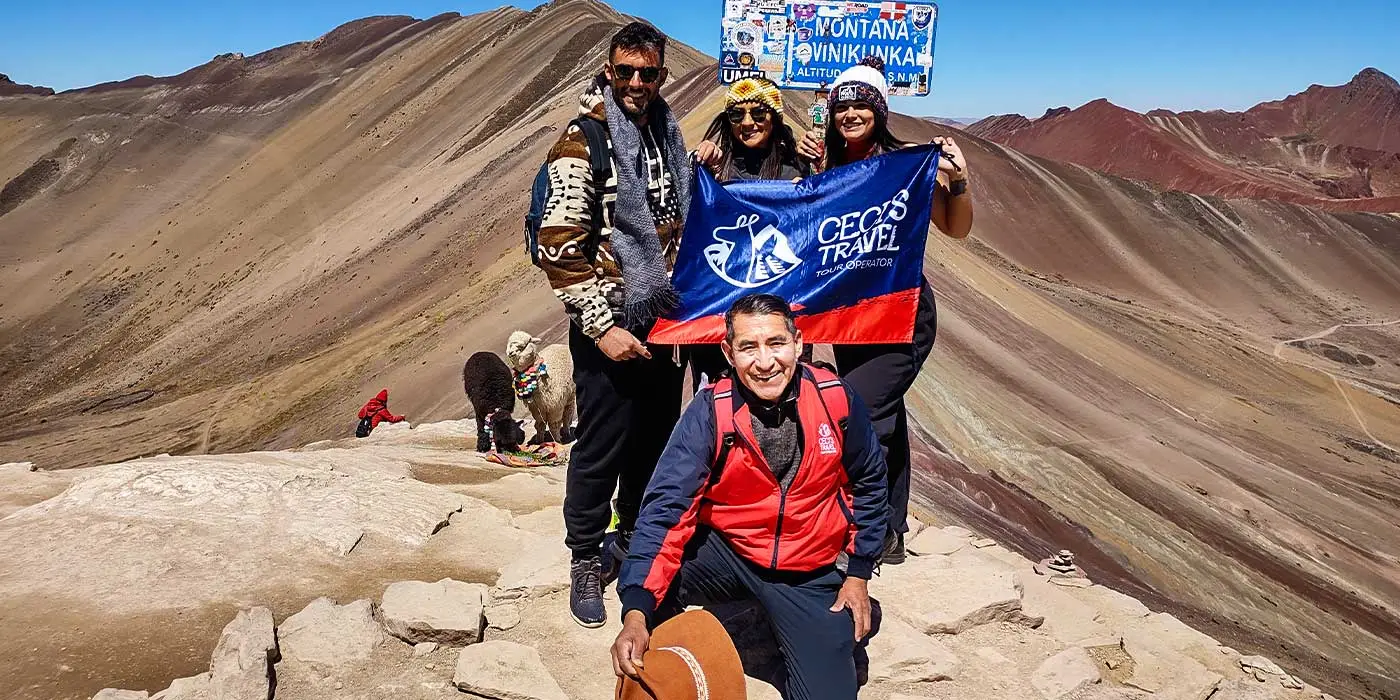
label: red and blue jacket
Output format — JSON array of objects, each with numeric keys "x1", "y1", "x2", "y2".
[{"x1": 619, "y1": 364, "x2": 889, "y2": 623}]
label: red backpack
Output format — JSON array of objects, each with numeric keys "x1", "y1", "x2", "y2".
[{"x1": 708, "y1": 364, "x2": 850, "y2": 480}]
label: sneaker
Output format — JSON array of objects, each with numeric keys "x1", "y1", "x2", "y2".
[
  {"x1": 600, "y1": 529, "x2": 632, "y2": 587},
  {"x1": 881, "y1": 531, "x2": 906, "y2": 565},
  {"x1": 569, "y1": 555, "x2": 606, "y2": 628}
]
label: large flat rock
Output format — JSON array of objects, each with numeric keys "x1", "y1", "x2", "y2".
[
  {"x1": 872, "y1": 556, "x2": 1043, "y2": 635},
  {"x1": 453, "y1": 640, "x2": 567, "y2": 700},
  {"x1": 278, "y1": 598, "x2": 384, "y2": 669},
  {"x1": 381, "y1": 579, "x2": 487, "y2": 645},
  {"x1": 1020, "y1": 575, "x2": 1113, "y2": 644},
  {"x1": 209, "y1": 607, "x2": 278, "y2": 700},
  {"x1": 493, "y1": 542, "x2": 572, "y2": 599},
  {"x1": 1032, "y1": 647, "x2": 1102, "y2": 699},
  {"x1": 907, "y1": 527, "x2": 970, "y2": 556},
  {"x1": 462, "y1": 473, "x2": 563, "y2": 514},
  {"x1": 150, "y1": 673, "x2": 211, "y2": 700},
  {"x1": 0, "y1": 457, "x2": 466, "y2": 611},
  {"x1": 864, "y1": 613, "x2": 959, "y2": 683}
]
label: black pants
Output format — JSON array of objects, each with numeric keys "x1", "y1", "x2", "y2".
[
  {"x1": 831, "y1": 281, "x2": 937, "y2": 536},
  {"x1": 565, "y1": 323, "x2": 684, "y2": 556},
  {"x1": 657, "y1": 528, "x2": 857, "y2": 700},
  {"x1": 686, "y1": 345, "x2": 730, "y2": 394}
]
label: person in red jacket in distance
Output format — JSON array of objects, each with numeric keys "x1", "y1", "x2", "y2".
[
  {"x1": 356, "y1": 389, "x2": 407, "y2": 437},
  {"x1": 612, "y1": 294, "x2": 888, "y2": 700}
]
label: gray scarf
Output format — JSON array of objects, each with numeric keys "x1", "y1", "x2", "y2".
[{"x1": 601, "y1": 83, "x2": 692, "y2": 329}]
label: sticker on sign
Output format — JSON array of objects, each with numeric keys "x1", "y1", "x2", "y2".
[{"x1": 717, "y1": 0, "x2": 938, "y2": 94}]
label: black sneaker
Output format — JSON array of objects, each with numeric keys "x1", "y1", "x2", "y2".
[
  {"x1": 600, "y1": 529, "x2": 632, "y2": 587},
  {"x1": 881, "y1": 532, "x2": 906, "y2": 565},
  {"x1": 569, "y1": 555, "x2": 606, "y2": 628}
]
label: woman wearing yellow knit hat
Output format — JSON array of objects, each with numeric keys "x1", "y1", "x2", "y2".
[{"x1": 695, "y1": 76, "x2": 810, "y2": 182}]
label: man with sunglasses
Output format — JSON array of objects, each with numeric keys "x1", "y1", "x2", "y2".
[{"x1": 533, "y1": 21, "x2": 693, "y2": 629}]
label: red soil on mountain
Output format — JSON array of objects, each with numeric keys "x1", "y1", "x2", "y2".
[
  {"x1": 0, "y1": 73, "x2": 55, "y2": 97},
  {"x1": 969, "y1": 68, "x2": 1400, "y2": 212}
]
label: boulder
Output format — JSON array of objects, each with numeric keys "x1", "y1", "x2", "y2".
[
  {"x1": 942, "y1": 525, "x2": 974, "y2": 538},
  {"x1": 1123, "y1": 637, "x2": 1222, "y2": 700},
  {"x1": 906, "y1": 527, "x2": 968, "y2": 556},
  {"x1": 1078, "y1": 585, "x2": 1151, "y2": 620},
  {"x1": 0, "y1": 458, "x2": 467, "y2": 611},
  {"x1": 93, "y1": 691, "x2": 149, "y2": 700},
  {"x1": 872, "y1": 557, "x2": 1042, "y2": 635},
  {"x1": 864, "y1": 614, "x2": 959, "y2": 683},
  {"x1": 511, "y1": 506, "x2": 566, "y2": 539},
  {"x1": 494, "y1": 544, "x2": 572, "y2": 599},
  {"x1": 1032, "y1": 647, "x2": 1102, "y2": 699},
  {"x1": 453, "y1": 640, "x2": 568, "y2": 700},
  {"x1": 278, "y1": 598, "x2": 383, "y2": 669},
  {"x1": 1019, "y1": 575, "x2": 1111, "y2": 644},
  {"x1": 1239, "y1": 655, "x2": 1286, "y2": 677},
  {"x1": 209, "y1": 607, "x2": 278, "y2": 700},
  {"x1": 150, "y1": 673, "x2": 211, "y2": 700},
  {"x1": 463, "y1": 473, "x2": 562, "y2": 514},
  {"x1": 381, "y1": 579, "x2": 487, "y2": 645},
  {"x1": 415, "y1": 642, "x2": 440, "y2": 657},
  {"x1": 486, "y1": 604, "x2": 522, "y2": 631}
]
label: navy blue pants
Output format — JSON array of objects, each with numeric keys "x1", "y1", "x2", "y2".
[{"x1": 656, "y1": 528, "x2": 857, "y2": 700}]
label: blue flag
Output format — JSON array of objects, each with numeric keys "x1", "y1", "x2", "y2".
[{"x1": 650, "y1": 144, "x2": 941, "y2": 345}]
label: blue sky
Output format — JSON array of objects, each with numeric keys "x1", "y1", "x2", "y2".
[{"x1": 2, "y1": 0, "x2": 1396, "y2": 118}]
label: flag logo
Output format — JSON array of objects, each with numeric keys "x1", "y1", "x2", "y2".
[{"x1": 704, "y1": 214, "x2": 803, "y2": 289}]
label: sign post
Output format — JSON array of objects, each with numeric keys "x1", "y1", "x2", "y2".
[{"x1": 719, "y1": 0, "x2": 938, "y2": 95}]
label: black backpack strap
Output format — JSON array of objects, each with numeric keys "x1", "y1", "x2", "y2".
[{"x1": 571, "y1": 117, "x2": 612, "y2": 259}]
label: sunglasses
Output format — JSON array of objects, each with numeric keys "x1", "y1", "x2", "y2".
[
  {"x1": 726, "y1": 107, "x2": 773, "y2": 124},
  {"x1": 611, "y1": 63, "x2": 662, "y2": 84}
]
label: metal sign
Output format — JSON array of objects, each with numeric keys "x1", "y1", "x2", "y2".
[{"x1": 719, "y1": 0, "x2": 938, "y2": 96}]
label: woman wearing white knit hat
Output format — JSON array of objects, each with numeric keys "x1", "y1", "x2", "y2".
[{"x1": 796, "y1": 55, "x2": 975, "y2": 565}]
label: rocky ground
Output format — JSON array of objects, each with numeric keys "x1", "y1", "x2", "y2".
[{"x1": 0, "y1": 421, "x2": 1338, "y2": 700}]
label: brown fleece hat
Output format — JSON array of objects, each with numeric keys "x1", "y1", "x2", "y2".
[{"x1": 615, "y1": 610, "x2": 747, "y2": 700}]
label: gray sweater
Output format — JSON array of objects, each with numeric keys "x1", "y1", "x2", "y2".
[{"x1": 740, "y1": 378, "x2": 802, "y2": 491}]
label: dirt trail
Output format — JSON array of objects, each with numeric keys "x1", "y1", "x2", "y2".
[{"x1": 1272, "y1": 318, "x2": 1400, "y2": 451}]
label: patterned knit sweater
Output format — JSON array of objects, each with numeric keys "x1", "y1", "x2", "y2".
[{"x1": 536, "y1": 80, "x2": 684, "y2": 339}]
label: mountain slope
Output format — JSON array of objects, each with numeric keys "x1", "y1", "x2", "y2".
[
  {"x1": 969, "y1": 69, "x2": 1400, "y2": 211},
  {"x1": 2, "y1": 3, "x2": 1399, "y2": 698}
]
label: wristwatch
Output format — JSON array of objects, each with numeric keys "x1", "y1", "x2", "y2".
[{"x1": 949, "y1": 178, "x2": 969, "y2": 197}]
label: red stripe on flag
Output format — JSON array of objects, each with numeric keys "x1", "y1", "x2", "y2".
[
  {"x1": 649, "y1": 313, "x2": 727, "y2": 344},
  {"x1": 797, "y1": 288, "x2": 919, "y2": 344},
  {"x1": 647, "y1": 288, "x2": 920, "y2": 345}
]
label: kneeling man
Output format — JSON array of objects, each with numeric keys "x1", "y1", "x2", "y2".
[{"x1": 612, "y1": 294, "x2": 888, "y2": 700}]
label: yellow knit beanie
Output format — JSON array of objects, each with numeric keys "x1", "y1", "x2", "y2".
[{"x1": 725, "y1": 77, "x2": 784, "y2": 115}]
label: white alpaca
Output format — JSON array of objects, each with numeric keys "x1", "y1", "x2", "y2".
[{"x1": 504, "y1": 331, "x2": 577, "y2": 444}]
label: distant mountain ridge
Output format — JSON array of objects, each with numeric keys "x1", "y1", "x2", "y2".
[
  {"x1": 969, "y1": 68, "x2": 1400, "y2": 211},
  {"x1": 0, "y1": 73, "x2": 54, "y2": 97}
]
